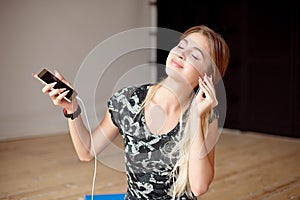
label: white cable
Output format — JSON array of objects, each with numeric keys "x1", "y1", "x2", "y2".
[{"x1": 76, "y1": 96, "x2": 97, "y2": 200}]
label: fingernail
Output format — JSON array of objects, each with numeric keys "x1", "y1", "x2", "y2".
[
  {"x1": 60, "y1": 88, "x2": 66, "y2": 92},
  {"x1": 51, "y1": 82, "x2": 57, "y2": 86}
]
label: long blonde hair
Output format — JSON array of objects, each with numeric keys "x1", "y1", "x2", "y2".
[
  {"x1": 170, "y1": 25, "x2": 230, "y2": 198},
  {"x1": 143, "y1": 25, "x2": 230, "y2": 198}
]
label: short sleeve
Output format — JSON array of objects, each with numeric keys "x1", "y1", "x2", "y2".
[
  {"x1": 209, "y1": 108, "x2": 219, "y2": 124},
  {"x1": 107, "y1": 93, "x2": 120, "y2": 129},
  {"x1": 106, "y1": 86, "x2": 138, "y2": 134}
]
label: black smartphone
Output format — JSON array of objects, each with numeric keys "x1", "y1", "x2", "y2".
[{"x1": 37, "y1": 68, "x2": 78, "y2": 102}]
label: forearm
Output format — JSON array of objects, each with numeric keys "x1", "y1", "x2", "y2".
[
  {"x1": 66, "y1": 106, "x2": 120, "y2": 162},
  {"x1": 189, "y1": 130, "x2": 214, "y2": 185},
  {"x1": 67, "y1": 115, "x2": 94, "y2": 161},
  {"x1": 188, "y1": 117, "x2": 215, "y2": 196},
  {"x1": 66, "y1": 102, "x2": 93, "y2": 161}
]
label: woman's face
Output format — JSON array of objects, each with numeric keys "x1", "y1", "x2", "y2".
[{"x1": 166, "y1": 32, "x2": 211, "y2": 88}]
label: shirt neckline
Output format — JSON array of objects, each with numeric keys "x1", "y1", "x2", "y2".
[{"x1": 138, "y1": 84, "x2": 180, "y2": 137}]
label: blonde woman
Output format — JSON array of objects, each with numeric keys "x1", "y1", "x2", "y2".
[{"x1": 34, "y1": 25, "x2": 230, "y2": 199}]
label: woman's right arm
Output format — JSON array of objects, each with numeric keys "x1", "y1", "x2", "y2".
[
  {"x1": 66, "y1": 107, "x2": 120, "y2": 162},
  {"x1": 33, "y1": 70, "x2": 120, "y2": 162}
]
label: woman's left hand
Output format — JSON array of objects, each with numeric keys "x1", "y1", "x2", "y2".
[{"x1": 194, "y1": 74, "x2": 218, "y2": 117}]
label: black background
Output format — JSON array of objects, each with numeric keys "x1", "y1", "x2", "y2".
[{"x1": 155, "y1": 0, "x2": 299, "y2": 138}]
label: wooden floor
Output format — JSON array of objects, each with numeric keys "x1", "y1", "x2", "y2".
[{"x1": 1, "y1": 129, "x2": 300, "y2": 200}]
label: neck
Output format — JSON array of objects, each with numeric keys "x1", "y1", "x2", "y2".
[{"x1": 152, "y1": 77, "x2": 195, "y2": 112}]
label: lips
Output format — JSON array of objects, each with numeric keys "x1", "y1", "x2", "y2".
[{"x1": 171, "y1": 58, "x2": 183, "y2": 68}]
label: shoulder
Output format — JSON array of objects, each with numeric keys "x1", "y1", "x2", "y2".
[
  {"x1": 107, "y1": 83, "x2": 153, "y2": 118},
  {"x1": 113, "y1": 85, "x2": 138, "y2": 97},
  {"x1": 108, "y1": 83, "x2": 152, "y2": 105},
  {"x1": 112, "y1": 83, "x2": 152, "y2": 99}
]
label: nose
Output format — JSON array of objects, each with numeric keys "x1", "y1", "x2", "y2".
[{"x1": 177, "y1": 52, "x2": 185, "y2": 61}]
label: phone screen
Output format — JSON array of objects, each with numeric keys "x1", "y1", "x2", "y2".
[{"x1": 37, "y1": 69, "x2": 77, "y2": 102}]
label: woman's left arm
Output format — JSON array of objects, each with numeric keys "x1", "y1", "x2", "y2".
[
  {"x1": 188, "y1": 74, "x2": 219, "y2": 196},
  {"x1": 188, "y1": 118, "x2": 218, "y2": 196}
]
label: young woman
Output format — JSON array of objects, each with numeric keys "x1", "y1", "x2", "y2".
[{"x1": 33, "y1": 25, "x2": 230, "y2": 199}]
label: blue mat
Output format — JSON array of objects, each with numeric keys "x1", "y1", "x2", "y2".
[{"x1": 85, "y1": 194, "x2": 125, "y2": 200}]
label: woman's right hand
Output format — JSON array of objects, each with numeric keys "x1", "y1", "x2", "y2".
[{"x1": 32, "y1": 70, "x2": 78, "y2": 113}]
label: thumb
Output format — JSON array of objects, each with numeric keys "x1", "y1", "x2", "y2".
[
  {"x1": 54, "y1": 69, "x2": 73, "y2": 88},
  {"x1": 54, "y1": 69, "x2": 65, "y2": 81}
]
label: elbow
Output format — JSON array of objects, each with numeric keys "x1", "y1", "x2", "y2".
[
  {"x1": 78, "y1": 156, "x2": 93, "y2": 162},
  {"x1": 190, "y1": 175, "x2": 214, "y2": 197},
  {"x1": 78, "y1": 152, "x2": 94, "y2": 162},
  {"x1": 191, "y1": 183, "x2": 210, "y2": 197}
]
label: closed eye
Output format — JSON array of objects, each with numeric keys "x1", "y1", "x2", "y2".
[
  {"x1": 192, "y1": 54, "x2": 199, "y2": 60},
  {"x1": 192, "y1": 48, "x2": 204, "y2": 61},
  {"x1": 177, "y1": 39, "x2": 188, "y2": 49}
]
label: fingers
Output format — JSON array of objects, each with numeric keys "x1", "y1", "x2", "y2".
[
  {"x1": 49, "y1": 88, "x2": 66, "y2": 99},
  {"x1": 54, "y1": 69, "x2": 64, "y2": 81},
  {"x1": 47, "y1": 87, "x2": 70, "y2": 106},
  {"x1": 200, "y1": 79, "x2": 212, "y2": 99},
  {"x1": 42, "y1": 82, "x2": 57, "y2": 94},
  {"x1": 197, "y1": 74, "x2": 218, "y2": 107},
  {"x1": 53, "y1": 90, "x2": 70, "y2": 106},
  {"x1": 32, "y1": 73, "x2": 38, "y2": 79},
  {"x1": 41, "y1": 82, "x2": 68, "y2": 102},
  {"x1": 200, "y1": 74, "x2": 216, "y2": 97},
  {"x1": 203, "y1": 74, "x2": 214, "y2": 92}
]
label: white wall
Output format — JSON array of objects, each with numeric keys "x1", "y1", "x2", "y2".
[{"x1": 0, "y1": 0, "x2": 157, "y2": 140}]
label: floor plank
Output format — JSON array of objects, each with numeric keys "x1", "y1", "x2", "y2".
[{"x1": 0, "y1": 130, "x2": 299, "y2": 200}]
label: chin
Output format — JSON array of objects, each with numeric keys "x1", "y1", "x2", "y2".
[
  {"x1": 165, "y1": 67, "x2": 193, "y2": 86},
  {"x1": 165, "y1": 67, "x2": 181, "y2": 80}
]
